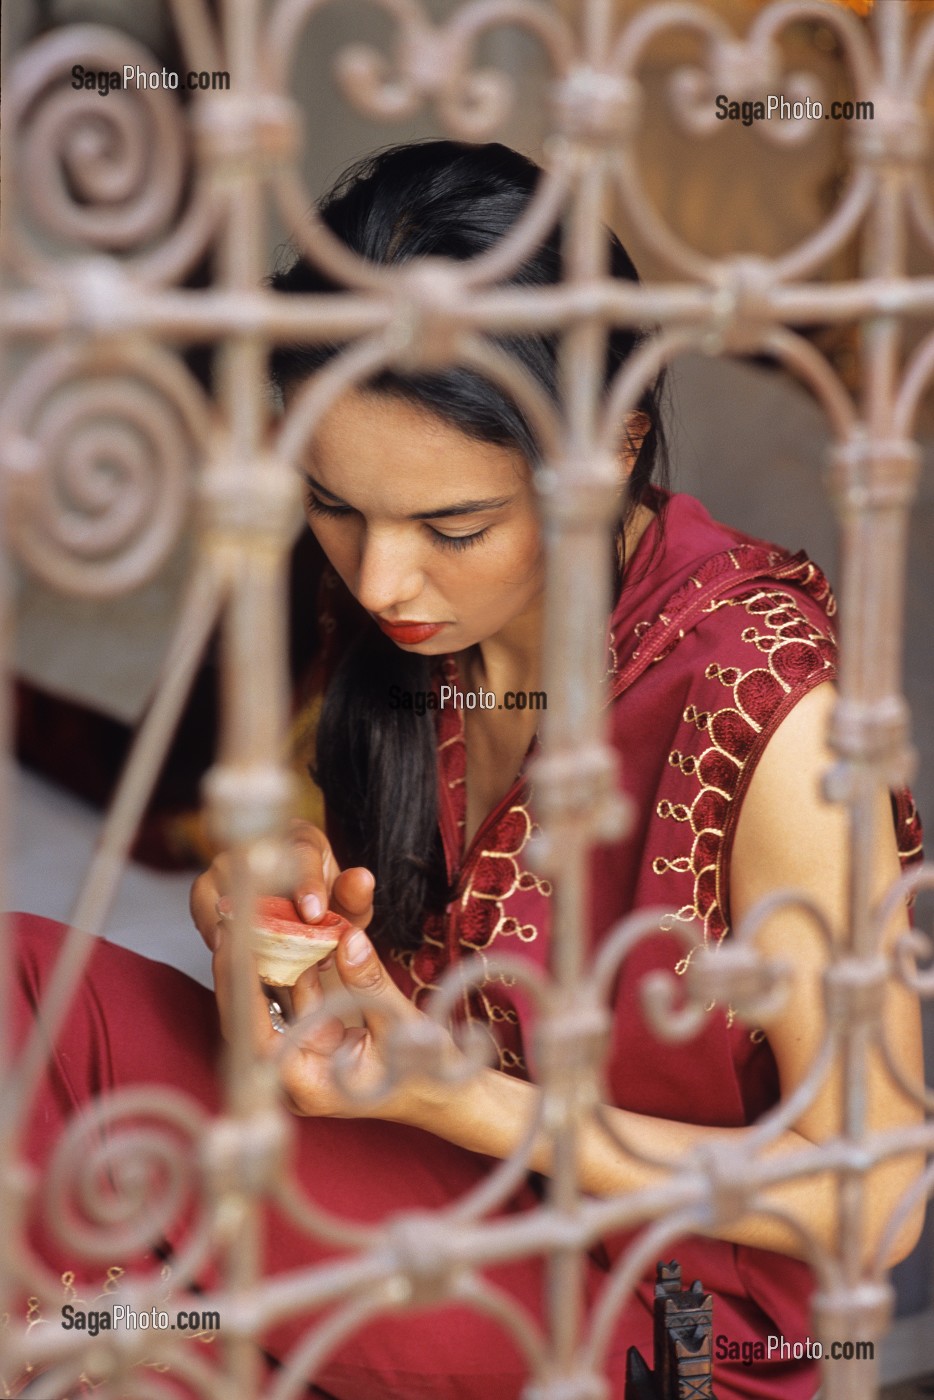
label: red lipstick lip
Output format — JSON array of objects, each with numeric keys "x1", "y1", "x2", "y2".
[{"x1": 375, "y1": 618, "x2": 446, "y2": 644}]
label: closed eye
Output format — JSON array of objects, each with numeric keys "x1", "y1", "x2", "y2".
[
  {"x1": 428, "y1": 525, "x2": 490, "y2": 552},
  {"x1": 304, "y1": 490, "x2": 491, "y2": 552},
  {"x1": 304, "y1": 490, "x2": 353, "y2": 520}
]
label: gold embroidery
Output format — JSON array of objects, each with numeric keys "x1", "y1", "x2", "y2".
[
  {"x1": 650, "y1": 626, "x2": 685, "y2": 663},
  {"x1": 899, "y1": 792, "x2": 923, "y2": 861},
  {"x1": 1, "y1": 1261, "x2": 213, "y2": 1398},
  {"x1": 704, "y1": 662, "x2": 741, "y2": 688},
  {"x1": 652, "y1": 586, "x2": 836, "y2": 1045},
  {"x1": 452, "y1": 796, "x2": 549, "y2": 1073},
  {"x1": 652, "y1": 856, "x2": 692, "y2": 875},
  {"x1": 391, "y1": 930, "x2": 446, "y2": 1008}
]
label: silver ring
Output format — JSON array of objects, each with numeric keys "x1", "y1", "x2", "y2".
[{"x1": 267, "y1": 999, "x2": 288, "y2": 1034}]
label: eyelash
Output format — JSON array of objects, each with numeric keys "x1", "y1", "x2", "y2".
[{"x1": 303, "y1": 492, "x2": 491, "y2": 553}]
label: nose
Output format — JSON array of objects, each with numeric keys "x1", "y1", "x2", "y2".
[{"x1": 353, "y1": 526, "x2": 424, "y2": 616}]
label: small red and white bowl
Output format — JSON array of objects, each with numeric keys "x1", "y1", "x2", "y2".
[{"x1": 222, "y1": 896, "x2": 352, "y2": 987}]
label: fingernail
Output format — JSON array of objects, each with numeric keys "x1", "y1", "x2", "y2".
[
  {"x1": 346, "y1": 930, "x2": 370, "y2": 965},
  {"x1": 318, "y1": 955, "x2": 333, "y2": 971},
  {"x1": 300, "y1": 894, "x2": 323, "y2": 921},
  {"x1": 216, "y1": 896, "x2": 233, "y2": 918}
]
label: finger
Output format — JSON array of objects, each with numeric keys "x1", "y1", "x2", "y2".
[
  {"x1": 276, "y1": 1022, "x2": 368, "y2": 1118},
  {"x1": 335, "y1": 927, "x2": 415, "y2": 1034},
  {"x1": 329, "y1": 867, "x2": 375, "y2": 928},
  {"x1": 190, "y1": 854, "x2": 230, "y2": 951},
  {"x1": 290, "y1": 965, "x2": 346, "y2": 1055},
  {"x1": 289, "y1": 822, "x2": 336, "y2": 923},
  {"x1": 211, "y1": 922, "x2": 279, "y2": 1052}
]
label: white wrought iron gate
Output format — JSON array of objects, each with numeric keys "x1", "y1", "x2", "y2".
[{"x1": 1, "y1": 1, "x2": 934, "y2": 1398}]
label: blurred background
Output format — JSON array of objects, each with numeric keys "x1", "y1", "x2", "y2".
[{"x1": 4, "y1": 0, "x2": 934, "y2": 1383}]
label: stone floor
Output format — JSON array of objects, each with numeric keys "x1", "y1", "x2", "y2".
[{"x1": 9, "y1": 763, "x2": 211, "y2": 985}]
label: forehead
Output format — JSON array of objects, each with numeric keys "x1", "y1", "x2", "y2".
[{"x1": 305, "y1": 388, "x2": 529, "y2": 499}]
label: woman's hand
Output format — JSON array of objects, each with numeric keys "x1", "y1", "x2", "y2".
[
  {"x1": 190, "y1": 820, "x2": 375, "y2": 953},
  {"x1": 211, "y1": 918, "x2": 459, "y2": 1124}
]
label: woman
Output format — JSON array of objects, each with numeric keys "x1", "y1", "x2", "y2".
[{"x1": 14, "y1": 141, "x2": 924, "y2": 1400}]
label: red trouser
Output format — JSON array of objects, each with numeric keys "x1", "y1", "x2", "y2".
[{"x1": 9, "y1": 913, "x2": 817, "y2": 1400}]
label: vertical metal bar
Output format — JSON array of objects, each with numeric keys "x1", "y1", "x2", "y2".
[
  {"x1": 582, "y1": 0, "x2": 616, "y2": 68},
  {"x1": 0, "y1": 345, "x2": 14, "y2": 1368},
  {"x1": 0, "y1": 0, "x2": 933, "y2": 1394},
  {"x1": 825, "y1": 8, "x2": 914, "y2": 1397},
  {"x1": 210, "y1": 2, "x2": 279, "y2": 1395},
  {"x1": 539, "y1": 123, "x2": 614, "y2": 1379},
  {"x1": 0, "y1": 1, "x2": 20, "y2": 1343}
]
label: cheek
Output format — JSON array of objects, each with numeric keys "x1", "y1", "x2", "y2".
[
  {"x1": 455, "y1": 524, "x2": 544, "y2": 601},
  {"x1": 491, "y1": 519, "x2": 544, "y2": 587}
]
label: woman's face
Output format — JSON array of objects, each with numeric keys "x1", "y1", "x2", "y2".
[{"x1": 299, "y1": 388, "x2": 545, "y2": 654}]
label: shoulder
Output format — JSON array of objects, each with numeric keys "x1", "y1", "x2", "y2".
[
  {"x1": 610, "y1": 493, "x2": 836, "y2": 696},
  {"x1": 681, "y1": 569, "x2": 837, "y2": 749},
  {"x1": 629, "y1": 567, "x2": 838, "y2": 947},
  {"x1": 732, "y1": 681, "x2": 921, "y2": 921},
  {"x1": 731, "y1": 682, "x2": 842, "y2": 892},
  {"x1": 676, "y1": 571, "x2": 838, "y2": 854},
  {"x1": 625, "y1": 564, "x2": 838, "y2": 775}
]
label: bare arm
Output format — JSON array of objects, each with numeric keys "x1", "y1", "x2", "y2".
[
  {"x1": 402, "y1": 684, "x2": 925, "y2": 1265},
  {"x1": 211, "y1": 685, "x2": 925, "y2": 1267}
]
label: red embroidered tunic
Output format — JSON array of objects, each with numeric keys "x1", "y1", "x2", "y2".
[
  {"x1": 9, "y1": 493, "x2": 921, "y2": 1400},
  {"x1": 385, "y1": 491, "x2": 922, "y2": 1397}
]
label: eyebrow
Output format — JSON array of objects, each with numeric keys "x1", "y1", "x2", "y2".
[{"x1": 302, "y1": 472, "x2": 514, "y2": 520}]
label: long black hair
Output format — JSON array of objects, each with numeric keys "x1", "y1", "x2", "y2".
[{"x1": 270, "y1": 140, "x2": 667, "y2": 953}]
